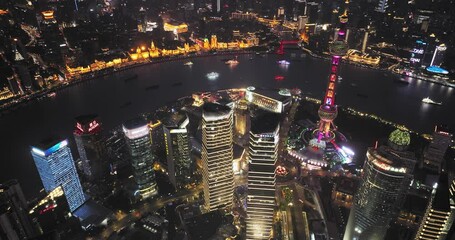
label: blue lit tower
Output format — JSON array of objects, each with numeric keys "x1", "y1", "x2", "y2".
[
  {"x1": 344, "y1": 129, "x2": 417, "y2": 240},
  {"x1": 123, "y1": 118, "x2": 158, "y2": 199},
  {"x1": 31, "y1": 138, "x2": 85, "y2": 212},
  {"x1": 316, "y1": 11, "x2": 349, "y2": 141}
]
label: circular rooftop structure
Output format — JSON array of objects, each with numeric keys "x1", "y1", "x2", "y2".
[{"x1": 388, "y1": 129, "x2": 410, "y2": 151}]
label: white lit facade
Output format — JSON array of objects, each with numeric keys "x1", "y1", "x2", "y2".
[
  {"x1": 201, "y1": 103, "x2": 234, "y2": 211},
  {"x1": 246, "y1": 119, "x2": 280, "y2": 240}
]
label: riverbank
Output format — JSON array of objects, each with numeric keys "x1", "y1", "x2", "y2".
[{"x1": 0, "y1": 50, "x2": 257, "y2": 116}]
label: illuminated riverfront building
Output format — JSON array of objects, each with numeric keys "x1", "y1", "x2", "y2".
[
  {"x1": 344, "y1": 129, "x2": 417, "y2": 240},
  {"x1": 246, "y1": 112, "x2": 280, "y2": 240},
  {"x1": 73, "y1": 114, "x2": 107, "y2": 181},
  {"x1": 162, "y1": 112, "x2": 192, "y2": 189},
  {"x1": 415, "y1": 173, "x2": 455, "y2": 240},
  {"x1": 0, "y1": 180, "x2": 36, "y2": 239},
  {"x1": 123, "y1": 118, "x2": 157, "y2": 199},
  {"x1": 201, "y1": 103, "x2": 234, "y2": 211},
  {"x1": 31, "y1": 138, "x2": 86, "y2": 212},
  {"x1": 422, "y1": 125, "x2": 452, "y2": 173}
]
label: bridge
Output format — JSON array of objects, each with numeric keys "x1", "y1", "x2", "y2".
[{"x1": 277, "y1": 40, "x2": 300, "y2": 55}]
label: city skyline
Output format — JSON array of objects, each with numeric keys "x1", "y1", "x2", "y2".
[{"x1": 1, "y1": 0, "x2": 455, "y2": 239}]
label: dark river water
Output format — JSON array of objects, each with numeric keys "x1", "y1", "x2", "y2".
[{"x1": 1, "y1": 52, "x2": 454, "y2": 197}]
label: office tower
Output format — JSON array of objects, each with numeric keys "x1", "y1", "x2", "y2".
[
  {"x1": 0, "y1": 180, "x2": 35, "y2": 239},
  {"x1": 246, "y1": 112, "x2": 280, "y2": 240},
  {"x1": 163, "y1": 113, "x2": 192, "y2": 189},
  {"x1": 31, "y1": 138, "x2": 85, "y2": 212},
  {"x1": 344, "y1": 129, "x2": 417, "y2": 240},
  {"x1": 410, "y1": 40, "x2": 428, "y2": 69},
  {"x1": 123, "y1": 118, "x2": 158, "y2": 199},
  {"x1": 361, "y1": 31, "x2": 369, "y2": 53},
  {"x1": 430, "y1": 44, "x2": 447, "y2": 67},
  {"x1": 422, "y1": 126, "x2": 452, "y2": 173},
  {"x1": 415, "y1": 173, "x2": 455, "y2": 240},
  {"x1": 316, "y1": 10, "x2": 348, "y2": 141},
  {"x1": 73, "y1": 114, "x2": 107, "y2": 181},
  {"x1": 201, "y1": 103, "x2": 234, "y2": 211}
]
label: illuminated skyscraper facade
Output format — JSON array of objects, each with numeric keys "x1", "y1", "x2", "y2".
[
  {"x1": 234, "y1": 98, "x2": 248, "y2": 137},
  {"x1": 163, "y1": 113, "x2": 192, "y2": 189},
  {"x1": 31, "y1": 138, "x2": 85, "y2": 212},
  {"x1": 0, "y1": 180, "x2": 36, "y2": 240},
  {"x1": 316, "y1": 11, "x2": 349, "y2": 141},
  {"x1": 123, "y1": 118, "x2": 157, "y2": 199},
  {"x1": 415, "y1": 173, "x2": 455, "y2": 240},
  {"x1": 246, "y1": 113, "x2": 280, "y2": 240},
  {"x1": 344, "y1": 129, "x2": 416, "y2": 240},
  {"x1": 430, "y1": 44, "x2": 447, "y2": 67},
  {"x1": 73, "y1": 114, "x2": 107, "y2": 180},
  {"x1": 201, "y1": 103, "x2": 234, "y2": 211}
]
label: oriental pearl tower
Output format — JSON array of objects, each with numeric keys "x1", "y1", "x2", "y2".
[
  {"x1": 299, "y1": 8, "x2": 351, "y2": 169},
  {"x1": 315, "y1": 10, "x2": 349, "y2": 141}
]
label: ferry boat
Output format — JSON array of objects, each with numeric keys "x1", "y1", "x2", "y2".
[
  {"x1": 184, "y1": 61, "x2": 193, "y2": 66},
  {"x1": 422, "y1": 97, "x2": 442, "y2": 105},
  {"x1": 225, "y1": 59, "x2": 239, "y2": 65},
  {"x1": 277, "y1": 60, "x2": 290, "y2": 65},
  {"x1": 206, "y1": 72, "x2": 219, "y2": 80},
  {"x1": 274, "y1": 75, "x2": 285, "y2": 81}
]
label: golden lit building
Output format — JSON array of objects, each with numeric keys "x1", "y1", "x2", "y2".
[
  {"x1": 0, "y1": 87, "x2": 14, "y2": 100},
  {"x1": 234, "y1": 99, "x2": 248, "y2": 136},
  {"x1": 210, "y1": 35, "x2": 218, "y2": 49},
  {"x1": 163, "y1": 22, "x2": 188, "y2": 33}
]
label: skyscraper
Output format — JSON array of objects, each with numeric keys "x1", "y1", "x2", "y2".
[
  {"x1": 246, "y1": 112, "x2": 280, "y2": 240},
  {"x1": 430, "y1": 44, "x2": 447, "y2": 67},
  {"x1": 415, "y1": 173, "x2": 455, "y2": 240},
  {"x1": 31, "y1": 138, "x2": 85, "y2": 212},
  {"x1": 201, "y1": 103, "x2": 234, "y2": 211},
  {"x1": 163, "y1": 112, "x2": 192, "y2": 189},
  {"x1": 73, "y1": 114, "x2": 107, "y2": 181},
  {"x1": 344, "y1": 129, "x2": 417, "y2": 240},
  {"x1": 422, "y1": 125, "x2": 452, "y2": 173},
  {"x1": 0, "y1": 180, "x2": 36, "y2": 240},
  {"x1": 123, "y1": 118, "x2": 157, "y2": 199}
]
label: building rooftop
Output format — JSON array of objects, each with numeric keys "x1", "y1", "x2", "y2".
[
  {"x1": 75, "y1": 114, "x2": 99, "y2": 125},
  {"x1": 203, "y1": 102, "x2": 231, "y2": 113},
  {"x1": 123, "y1": 117, "x2": 148, "y2": 130},
  {"x1": 248, "y1": 87, "x2": 292, "y2": 103},
  {"x1": 32, "y1": 137, "x2": 67, "y2": 152},
  {"x1": 250, "y1": 110, "x2": 281, "y2": 134}
]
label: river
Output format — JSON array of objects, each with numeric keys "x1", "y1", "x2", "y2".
[{"x1": 1, "y1": 52, "x2": 454, "y2": 197}]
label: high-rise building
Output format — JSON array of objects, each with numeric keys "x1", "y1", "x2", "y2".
[
  {"x1": 430, "y1": 44, "x2": 447, "y2": 67},
  {"x1": 415, "y1": 173, "x2": 455, "y2": 240},
  {"x1": 0, "y1": 180, "x2": 36, "y2": 240},
  {"x1": 163, "y1": 112, "x2": 192, "y2": 189},
  {"x1": 344, "y1": 129, "x2": 417, "y2": 240},
  {"x1": 123, "y1": 118, "x2": 158, "y2": 199},
  {"x1": 246, "y1": 112, "x2": 280, "y2": 240},
  {"x1": 422, "y1": 125, "x2": 452, "y2": 173},
  {"x1": 298, "y1": 15, "x2": 308, "y2": 31},
  {"x1": 31, "y1": 138, "x2": 85, "y2": 212},
  {"x1": 201, "y1": 103, "x2": 234, "y2": 211},
  {"x1": 73, "y1": 114, "x2": 107, "y2": 181},
  {"x1": 316, "y1": 10, "x2": 348, "y2": 141}
]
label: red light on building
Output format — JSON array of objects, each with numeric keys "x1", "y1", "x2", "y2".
[{"x1": 39, "y1": 204, "x2": 56, "y2": 215}]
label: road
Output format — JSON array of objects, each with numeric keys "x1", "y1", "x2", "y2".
[{"x1": 98, "y1": 185, "x2": 203, "y2": 239}]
